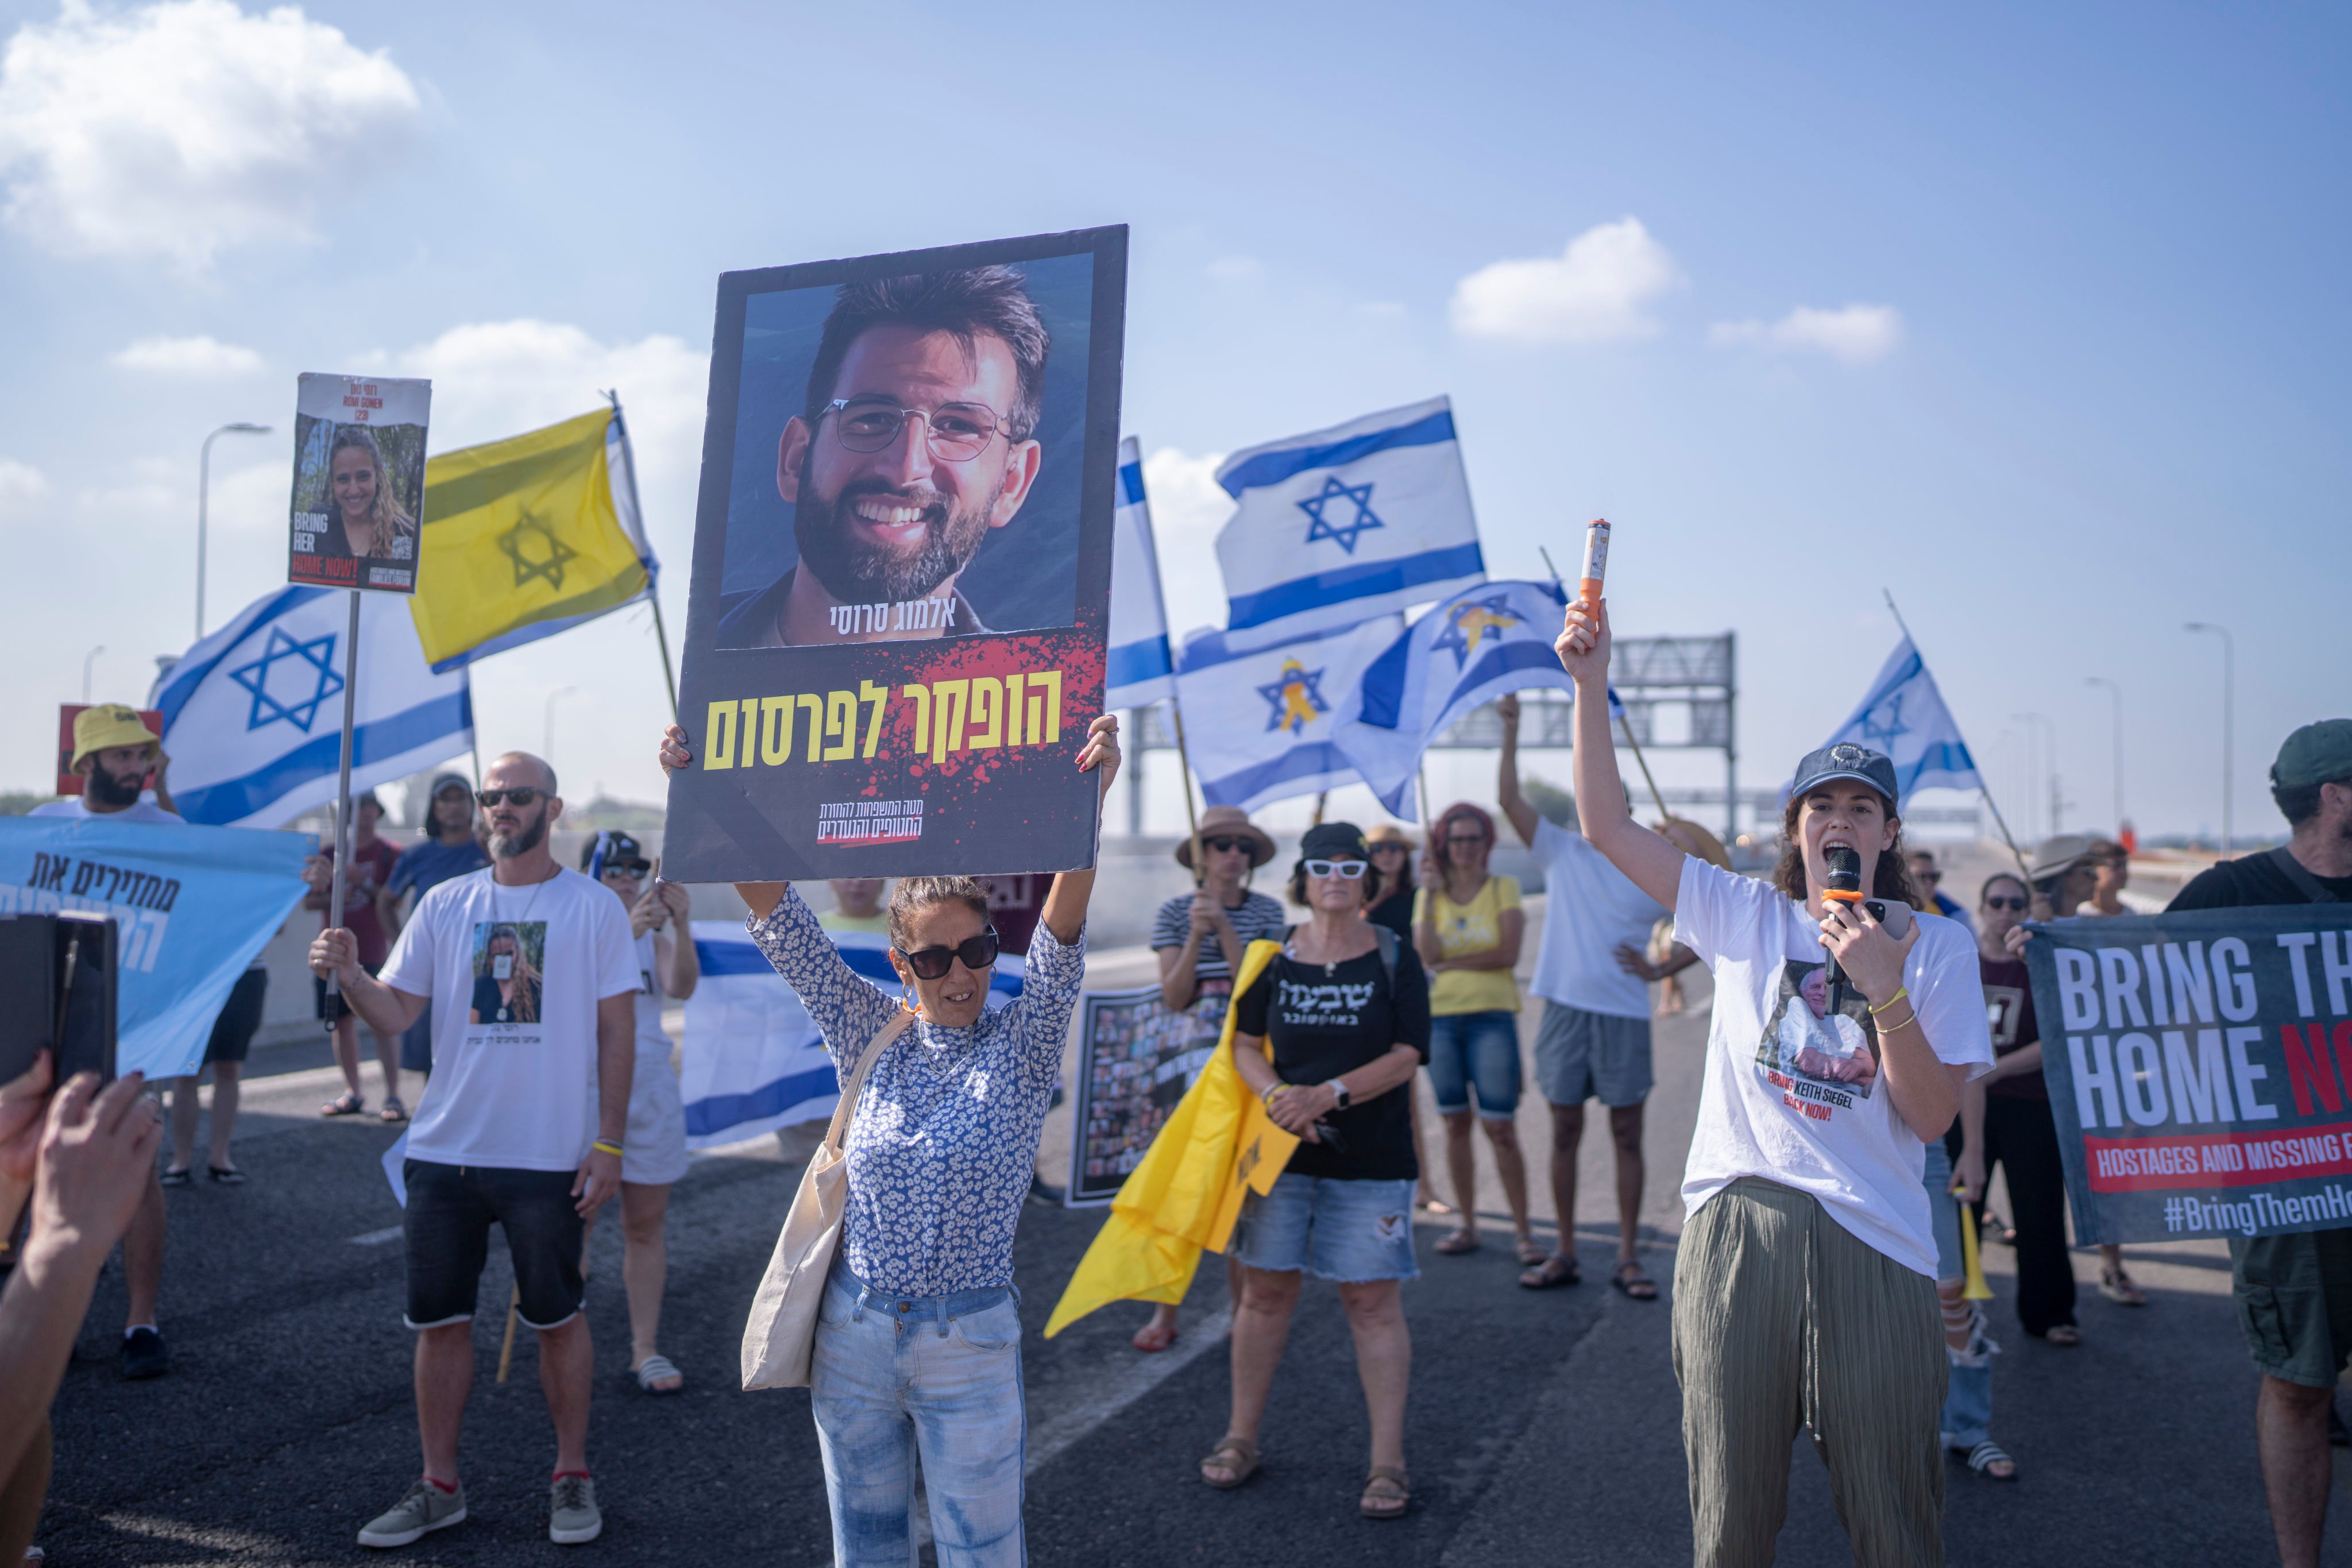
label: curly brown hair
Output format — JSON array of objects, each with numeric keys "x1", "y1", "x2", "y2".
[{"x1": 1767, "y1": 793, "x2": 1921, "y2": 906}]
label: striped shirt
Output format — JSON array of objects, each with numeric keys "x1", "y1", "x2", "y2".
[{"x1": 1150, "y1": 890, "x2": 1288, "y2": 986}]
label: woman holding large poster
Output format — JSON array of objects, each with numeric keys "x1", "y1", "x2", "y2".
[{"x1": 1553, "y1": 597, "x2": 1994, "y2": 1565}]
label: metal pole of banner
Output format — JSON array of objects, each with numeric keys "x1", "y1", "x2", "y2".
[
  {"x1": 606, "y1": 394, "x2": 681, "y2": 724},
  {"x1": 1615, "y1": 709, "x2": 1673, "y2": 824},
  {"x1": 1168, "y1": 699, "x2": 1205, "y2": 889},
  {"x1": 1310, "y1": 791, "x2": 1328, "y2": 827},
  {"x1": 324, "y1": 589, "x2": 362, "y2": 1022},
  {"x1": 1883, "y1": 589, "x2": 2031, "y2": 883}
]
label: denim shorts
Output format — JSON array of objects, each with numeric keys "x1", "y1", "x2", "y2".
[
  {"x1": 1425, "y1": 1009, "x2": 1522, "y2": 1117},
  {"x1": 1922, "y1": 1141, "x2": 1964, "y2": 1282},
  {"x1": 403, "y1": 1160, "x2": 585, "y2": 1330},
  {"x1": 1231, "y1": 1172, "x2": 1418, "y2": 1283}
]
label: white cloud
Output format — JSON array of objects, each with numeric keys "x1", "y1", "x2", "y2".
[
  {"x1": 0, "y1": 456, "x2": 47, "y2": 508},
  {"x1": 111, "y1": 333, "x2": 264, "y2": 376},
  {"x1": 0, "y1": 0, "x2": 422, "y2": 267},
  {"x1": 1709, "y1": 303, "x2": 1902, "y2": 365},
  {"x1": 1138, "y1": 447, "x2": 1232, "y2": 635},
  {"x1": 1450, "y1": 218, "x2": 1682, "y2": 345}
]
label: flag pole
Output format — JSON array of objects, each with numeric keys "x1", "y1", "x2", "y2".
[
  {"x1": 607, "y1": 392, "x2": 679, "y2": 724},
  {"x1": 1882, "y1": 588, "x2": 2030, "y2": 881},
  {"x1": 1125, "y1": 440, "x2": 1202, "y2": 884},
  {"x1": 323, "y1": 589, "x2": 362, "y2": 1028}
]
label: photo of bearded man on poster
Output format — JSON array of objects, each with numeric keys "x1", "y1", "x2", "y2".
[{"x1": 716, "y1": 267, "x2": 1050, "y2": 648}]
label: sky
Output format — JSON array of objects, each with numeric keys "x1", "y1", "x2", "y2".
[{"x1": 0, "y1": 0, "x2": 2343, "y2": 843}]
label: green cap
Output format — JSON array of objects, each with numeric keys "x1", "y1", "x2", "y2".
[{"x1": 2273, "y1": 720, "x2": 2352, "y2": 789}]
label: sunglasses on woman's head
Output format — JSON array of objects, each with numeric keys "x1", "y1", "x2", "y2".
[
  {"x1": 1984, "y1": 896, "x2": 2027, "y2": 912},
  {"x1": 476, "y1": 787, "x2": 544, "y2": 807},
  {"x1": 895, "y1": 927, "x2": 1001, "y2": 980},
  {"x1": 1304, "y1": 859, "x2": 1368, "y2": 879}
]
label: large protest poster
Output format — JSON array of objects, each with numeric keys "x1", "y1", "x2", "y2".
[
  {"x1": 0, "y1": 818, "x2": 311, "y2": 1079},
  {"x1": 1067, "y1": 986, "x2": 1226, "y2": 1206},
  {"x1": 2026, "y1": 907, "x2": 2352, "y2": 1244},
  {"x1": 289, "y1": 373, "x2": 433, "y2": 594},
  {"x1": 662, "y1": 227, "x2": 1127, "y2": 882}
]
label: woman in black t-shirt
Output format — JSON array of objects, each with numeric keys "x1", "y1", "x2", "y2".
[{"x1": 1198, "y1": 824, "x2": 1431, "y2": 1521}]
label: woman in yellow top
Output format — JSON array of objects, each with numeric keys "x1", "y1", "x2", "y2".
[{"x1": 1412, "y1": 802, "x2": 1536, "y2": 1265}]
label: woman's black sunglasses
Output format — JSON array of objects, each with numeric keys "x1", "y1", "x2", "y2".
[
  {"x1": 896, "y1": 926, "x2": 1001, "y2": 980},
  {"x1": 1984, "y1": 896, "x2": 2027, "y2": 912}
]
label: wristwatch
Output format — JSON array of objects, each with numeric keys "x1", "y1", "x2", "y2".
[{"x1": 1325, "y1": 1078, "x2": 1351, "y2": 1111}]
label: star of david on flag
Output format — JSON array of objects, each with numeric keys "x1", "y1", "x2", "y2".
[
  {"x1": 1297, "y1": 476, "x2": 1384, "y2": 554},
  {"x1": 227, "y1": 626, "x2": 344, "y2": 731},
  {"x1": 1174, "y1": 615, "x2": 1403, "y2": 813},
  {"x1": 1257, "y1": 659, "x2": 1329, "y2": 736},
  {"x1": 1426, "y1": 592, "x2": 1523, "y2": 670},
  {"x1": 1810, "y1": 636, "x2": 1981, "y2": 805}
]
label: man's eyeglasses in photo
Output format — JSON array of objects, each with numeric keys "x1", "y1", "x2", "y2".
[{"x1": 822, "y1": 396, "x2": 1011, "y2": 462}]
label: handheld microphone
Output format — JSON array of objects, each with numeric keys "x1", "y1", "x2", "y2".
[{"x1": 1821, "y1": 845, "x2": 1864, "y2": 1012}]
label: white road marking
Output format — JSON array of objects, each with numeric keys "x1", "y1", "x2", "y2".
[
  {"x1": 1025, "y1": 1307, "x2": 1233, "y2": 1476},
  {"x1": 346, "y1": 1225, "x2": 403, "y2": 1247}
]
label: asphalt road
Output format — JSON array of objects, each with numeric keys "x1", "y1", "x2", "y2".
[{"x1": 29, "y1": 879, "x2": 2342, "y2": 1565}]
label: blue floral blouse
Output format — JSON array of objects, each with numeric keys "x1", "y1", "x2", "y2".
[{"x1": 746, "y1": 886, "x2": 1085, "y2": 1296}]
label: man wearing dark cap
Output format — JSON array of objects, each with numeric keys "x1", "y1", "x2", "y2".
[
  {"x1": 2167, "y1": 720, "x2": 2352, "y2": 1568},
  {"x1": 384, "y1": 775, "x2": 490, "y2": 1080}
]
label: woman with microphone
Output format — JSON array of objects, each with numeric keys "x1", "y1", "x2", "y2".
[{"x1": 1553, "y1": 599, "x2": 1993, "y2": 1565}]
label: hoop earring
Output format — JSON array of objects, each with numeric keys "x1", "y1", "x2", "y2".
[{"x1": 900, "y1": 982, "x2": 924, "y2": 1018}]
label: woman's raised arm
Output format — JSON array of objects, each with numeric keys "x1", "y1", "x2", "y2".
[{"x1": 1558, "y1": 600, "x2": 1685, "y2": 910}]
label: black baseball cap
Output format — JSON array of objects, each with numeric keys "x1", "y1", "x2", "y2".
[
  {"x1": 581, "y1": 830, "x2": 652, "y2": 874},
  {"x1": 1790, "y1": 743, "x2": 1900, "y2": 809},
  {"x1": 1299, "y1": 822, "x2": 1370, "y2": 862}
]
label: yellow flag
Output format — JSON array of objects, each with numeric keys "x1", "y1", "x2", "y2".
[
  {"x1": 408, "y1": 408, "x2": 651, "y2": 671},
  {"x1": 1044, "y1": 941, "x2": 1300, "y2": 1338}
]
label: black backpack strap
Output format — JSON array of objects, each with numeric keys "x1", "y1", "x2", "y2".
[
  {"x1": 1373, "y1": 924, "x2": 1399, "y2": 990},
  {"x1": 2270, "y1": 846, "x2": 2342, "y2": 904}
]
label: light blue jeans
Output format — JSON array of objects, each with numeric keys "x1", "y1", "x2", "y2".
[
  {"x1": 811, "y1": 1261, "x2": 1027, "y2": 1567},
  {"x1": 1922, "y1": 1142, "x2": 1994, "y2": 1451}
]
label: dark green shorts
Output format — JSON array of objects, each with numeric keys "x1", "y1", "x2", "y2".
[{"x1": 2231, "y1": 1228, "x2": 2352, "y2": 1389}]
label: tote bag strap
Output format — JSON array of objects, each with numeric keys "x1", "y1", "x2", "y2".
[{"x1": 825, "y1": 1009, "x2": 914, "y2": 1153}]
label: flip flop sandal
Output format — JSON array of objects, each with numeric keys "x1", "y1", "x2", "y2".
[
  {"x1": 2099, "y1": 1269, "x2": 2148, "y2": 1306},
  {"x1": 1962, "y1": 1441, "x2": 2018, "y2": 1481},
  {"x1": 1519, "y1": 1255, "x2": 1579, "y2": 1289},
  {"x1": 380, "y1": 1098, "x2": 409, "y2": 1124},
  {"x1": 207, "y1": 1166, "x2": 245, "y2": 1186},
  {"x1": 1435, "y1": 1230, "x2": 1481, "y2": 1256},
  {"x1": 159, "y1": 1168, "x2": 194, "y2": 1189},
  {"x1": 1611, "y1": 1259, "x2": 1659, "y2": 1300},
  {"x1": 2042, "y1": 1324, "x2": 2081, "y2": 1347},
  {"x1": 1131, "y1": 1323, "x2": 1179, "y2": 1353},
  {"x1": 1360, "y1": 1466, "x2": 1410, "y2": 1519},
  {"x1": 1516, "y1": 1238, "x2": 1549, "y2": 1267},
  {"x1": 633, "y1": 1354, "x2": 683, "y2": 1393},
  {"x1": 1200, "y1": 1436, "x2": 1259, "y2": 1490},
  {"x1": 322, "y1": 1093, "x2": 365, "y2": 1118}
]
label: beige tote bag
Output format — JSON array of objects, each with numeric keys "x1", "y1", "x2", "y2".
[{"x1": 740, "y1": 1009, "x2": 914, "y2": 1390}]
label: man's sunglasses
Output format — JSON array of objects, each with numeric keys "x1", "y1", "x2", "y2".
[
  {"x1": 1201, "y1": 835, "x2": 1251, "y2": 855},
  {"x1": 476, "y1": 787, "x2": 547, "y2": 808},
  {"x1": 1304, "y1": 859, "x2": 1369, "y2": 879},
  {"x1": 896, "y1": 926, "x2": 1001, "y2": 980},
  {"x1": 1984, "y1": 896, "x2": 2027, "y2": 912}
]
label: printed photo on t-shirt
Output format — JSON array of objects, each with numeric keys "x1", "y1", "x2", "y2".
[
  {"x1": 1754, "y1": 959, "x2": 1878, "y2": 1116},
  {"x1": 1984, "y1": 985, "x2": 2025, "y2": 1047},
  {"x1": 469, "y1": 921, "x2": 546, "y2": 1031}
]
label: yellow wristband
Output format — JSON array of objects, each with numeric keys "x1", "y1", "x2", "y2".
[
  {"x1": 592, "y1": 1140, "x2": 624, "y2": 1157},
  {"x1": 1867, "y1": 987, "x2": 1911, "y2": 1015}
]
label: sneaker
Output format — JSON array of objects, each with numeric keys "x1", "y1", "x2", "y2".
[
  {"x1": 549, "y1": 1474, "x2": 601, "y2": 1544},
  {"x1": 358, "y1": 1478, "x2": 467, "y2": 1548},
  {"x1": 121, "y1": 1327, "x2": 172, "y2": 1380}
]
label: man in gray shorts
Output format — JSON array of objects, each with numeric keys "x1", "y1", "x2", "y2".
[{"x1": 1497, "y1": 696, "x2": 1698, "y2": 1296}]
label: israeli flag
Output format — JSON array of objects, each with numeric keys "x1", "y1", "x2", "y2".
[
  {"x1": 1212, "y1": 396, "x2": 1485, "y2": 652},
  {"x1": 1817, "y1": 637, "x2": 1982, "y2": 802},
  {"x1": 1175, "y1": 614, "x2": 1404, "y2": 812},
  {"x1": 1106, "y1": 437, "x2": 1174, "y2": 709},
  {"x1": 150, "y1": 588, "x2": 473, "y2": 829},
  {"x1": 1335, "y1": 580, "x2": 1590, "y2": 818},
  {"x1": 682, "y1": 921, "x2": 1024, "y2": 1148}
]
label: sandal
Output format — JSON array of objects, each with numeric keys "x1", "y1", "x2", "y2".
[
  {"x1": 1200, "y1": 1436, "x2": 1259, "y2": 1490},
  {"x1": 1518, "y1": 1254, "x2": 1580, "y2": 1290},
  {"x1": 380, "y1": 1097, "x2": 409, "y2": 1124},
  {"x1": 1610, "y1": 1258, "x2": 1658, "y2": 1300},
  {"x1": 1961, "y1": 1440, "x2": 2018, "y2": 1481},
  {"x1": 1360, "y1": 1465, "x2": 1409, "y2": 1519},
  {"x1": 159, "y1": 1168, "x2": 194, "y2": 1189},
  {"x1": 1435, "y1": 1229, "x2": 1481, "y2": 1256},
  {"x1": 322, "y1": 1092, "x2": 364, "y2": 1118},
  {"x1": 1131, "y1": 1322, "x2": 1179, "y2": 1354},
  {"x1": 207, "y1": 1165, "x2": 245, "y2": 1186},
  {"x1": 1515, "y1": 1237, "x2": 1548, "y2": 1267},
  {"x1": 2099, "y1": 1268, "x2": 2148, "y2": 1307},
  {"x1": 2041, "y1": 1324, "x2": 2081, "y2": 1347},
  {"x1": 632, "y1": 1354, "x2": 683, "y2": 1393}
]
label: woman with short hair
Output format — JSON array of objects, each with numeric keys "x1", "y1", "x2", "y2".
[
  {"x1": 656, "y1": 713, "x2": 1119, "y2": 1568},
  {"x1": 1199, "y1": 822, "x2": 1430, "y2": 1520},
  {"x1": 1555, "y1": 599, "x2": 1994, "y2": 1564}
]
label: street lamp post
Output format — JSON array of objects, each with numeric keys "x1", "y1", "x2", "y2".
[
  {"x1": 2185, "y1": 623, "x2": 2235, "y2": 855},
  {"x1": 82, "y1": 644, "x2": 104, "y2": 704},
  {"x1": 2085, "y1": 677, "x2": 2124, "y2": 835},
  {"x1": 2011, "y1": 712, "x2": 2054, "y2": 844},
  {"x1": 198, "y1": 422, "x2": 273, "y2": 640},
  {"x1": 544, "y1": 686, "x2": 578, "y2": 771}
]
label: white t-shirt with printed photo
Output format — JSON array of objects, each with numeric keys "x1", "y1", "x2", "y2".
[
  {"x1": 1671, "y1": 856, "x2": 1994, "y2": 1276},
  {"x1": 28, "y1": 794, "x2": 181, "y2": 824},
  {"x1": 379, "y1": 866, "x2": 639, "y2": 1172},
  {"x1": 1528, "y1": 816, "x2": 1669, "y2": 1021}
]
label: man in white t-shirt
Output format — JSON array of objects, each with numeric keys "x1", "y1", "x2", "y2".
[
  {"x1": 29, "y1": 704, "x2": 185, "y2": 1380},
  {"x1": 311, "y1": 752, "x2": 637, "y2": 1551},
  {"x1": 1497, "y1": 694, "x2": 1701, "y2": 1297}
]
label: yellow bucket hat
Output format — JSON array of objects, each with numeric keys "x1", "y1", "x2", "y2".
[{"x1": 72, "y1": 704, "x2": 160, "y2": 770}]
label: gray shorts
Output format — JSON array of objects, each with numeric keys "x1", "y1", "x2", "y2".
[{"x1": 1534, "y1": 1000, "x2": 1653, "y2": 1108}]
